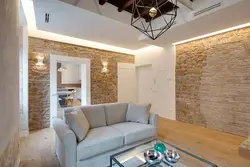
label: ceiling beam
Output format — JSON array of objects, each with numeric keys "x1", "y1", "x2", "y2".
[
  {"x1": 99, "y1": 0, "x2": 108, "y2": 5},
  {"x1": 133, "y1": 0, "x2": 168, "y2": 18},
  {"x1": 118, "y1": 0, "x2": 136, "y2": 12},
  {"x1": 177, "y1": 0, "x2": 193, "y2": 10}
]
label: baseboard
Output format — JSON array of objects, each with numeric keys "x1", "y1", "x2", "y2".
[
  {"x1": 14, "y1": 153, "x2": 20, "y2": 167},
  {"x1": 20, "y1": 130, "x2": 29, "y2": 137}
]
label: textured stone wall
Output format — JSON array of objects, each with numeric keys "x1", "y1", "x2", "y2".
[
  {"x1": 0, "y1": 130, "x2": 20, "y2": 167},
  {"x1": 29, "y1": 37, "x2": 134, "y2": 131},
  {"x1": 176, "y1": 27, "x2": 250, "y2": 137}
]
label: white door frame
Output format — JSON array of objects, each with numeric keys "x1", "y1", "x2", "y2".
[{"x1": 50, "y1": 54, "x2": 91, "y2": 126}]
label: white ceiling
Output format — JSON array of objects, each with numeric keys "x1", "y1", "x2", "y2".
[
  {"x1": 21, "y1": 0, "x2": 249, "y2": 50},
  {"x1": 66, "y1": 0, "x2": 132, "y2": 25},
  {"x1": 20, "y1": 1, "x2": 27, "y2": 25},
  {"x1": 27, "y1": 0, "x2": 149, "y2": 50},
  {"x1": 141, "y1": 0, "x2": 250, "y2": 46}
]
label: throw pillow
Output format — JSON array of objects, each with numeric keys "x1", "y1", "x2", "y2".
[
  {"x1": 65, "y1": 108, "x2": 90, "y2": 142},
  {"x1": 126, "y1": 103, "x2": 151, "y2": 124}
]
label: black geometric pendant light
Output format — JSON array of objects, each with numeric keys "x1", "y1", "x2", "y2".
[{"x1": 131, "y1": 0, "x2": 178, "y2": 40}]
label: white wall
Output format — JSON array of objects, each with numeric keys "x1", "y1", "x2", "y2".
[
  {"x1": 135, "y1": 45, "x2": 176, "y2": 120},
  {"x1": 61, "y1": 63, "x2": 81, "y2": 84},
  {"x1": 19, "y1": 25, "x2": 29, "y2": 137}
]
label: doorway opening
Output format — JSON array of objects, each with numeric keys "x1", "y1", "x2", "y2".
[{"x1": 50, "y1": 55, "x2": 91, "y2": 126}]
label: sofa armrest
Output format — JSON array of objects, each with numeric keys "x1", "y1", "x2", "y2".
[
  {"x1": 53, "y1": 118, "x2": 77, "y2": 167},
  {"x1": 149, "y1": 113, "x2": 159, "y2": 127}
]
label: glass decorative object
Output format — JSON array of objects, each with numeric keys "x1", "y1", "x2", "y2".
[{"x1": 154, "y1": 142, "x2": 166, "y2": 154}]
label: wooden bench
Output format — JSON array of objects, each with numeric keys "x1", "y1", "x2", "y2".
[{"x1": 239, "y1": 138, "x2": 250, "y2": 160}]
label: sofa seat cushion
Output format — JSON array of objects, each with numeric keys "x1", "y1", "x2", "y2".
[
  {"x1": 77, "y1": 126, "x2": 124, "y2": 161},
  {"x1": 111, "y1": 122, "x2": 156, "y2": 145}
]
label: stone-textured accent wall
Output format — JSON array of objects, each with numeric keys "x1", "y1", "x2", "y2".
[
  {"x1": 0, "y1": 130, "x2": 20, "y2": 167},
  {"x1": 29, "y1": 37, "x2": 134, "y2": 131},
  {"x1": 176, "y1": 27, "x2": 250, "y2": 137}
]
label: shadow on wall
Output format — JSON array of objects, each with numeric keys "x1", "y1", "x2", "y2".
[
  {"x1": 199, "y1": 41, "x2": 250, "y2": 136},
  {"x1": 175, "y1": 43, "x2": 207, "y2": 128},
  {"x1": 176, "y1": 26, "x2": 250, "y2": 137},
  {"x1": 176, "y1": 99, "x2": 207, "y2": 127}
]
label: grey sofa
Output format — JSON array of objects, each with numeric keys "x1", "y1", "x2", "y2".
[{"x1": 53, "y1": 103, "x2": 158, "y2": 167}]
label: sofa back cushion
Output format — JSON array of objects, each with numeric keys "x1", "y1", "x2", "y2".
[
  {"x1": 65, "y1": 108, "x2": 90, "y2": 142},
  {"x1": 80, "y1": 104, "x2": 106, "y2": 128},
  {"x1": 104, "y1": 103, "x2": 128, "y2": 125},
  {"x1": 63, "y1": 106, "x2": 79, "y2": 122},
  {"x1": 126, "y1": 103, "x2": 151, "y2": 124}
]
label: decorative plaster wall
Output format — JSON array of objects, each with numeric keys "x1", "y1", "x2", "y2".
[
  {"x1": 176, "y1": 27, "x2": 250, "y2": 137},
  {"x1": 0, "y1": 130, "x2": 20, "y2": 167},
  {"x1": 0, "y1": 0, "x2": 20, "y2": 165},
  {"x1": 29, "y1": 37, "x2": 134, "y2": 131}
]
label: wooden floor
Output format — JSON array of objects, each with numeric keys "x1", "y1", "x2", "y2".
[
  {"x1": 19, "y1": 129, "x2": 60, "y2": 167},
  {"x1": 19, "y1": 118, "x2": 250, "y2": 167}
]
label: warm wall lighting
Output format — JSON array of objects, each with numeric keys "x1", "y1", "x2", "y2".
[
  {"x1": 36, "y1": 55, "x2": 44, "y2": 66},
  {"x1": 173, "y1": 22, "x2": 250, "y2": 45},
  {"x1": 102, "y1": 61, "x2": 108, "y2": 73}
]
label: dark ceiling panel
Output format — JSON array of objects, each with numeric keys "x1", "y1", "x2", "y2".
[{"x1": 105, "y1": 0, "x2": 178, "y2": 21}]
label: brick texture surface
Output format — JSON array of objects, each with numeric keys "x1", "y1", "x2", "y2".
[
  {"x1": 29, "y1": 37, "x2": 134, "y2": 131},
  {"x1": 176, "y1": 27, "x2": 250, "y2": 137}
]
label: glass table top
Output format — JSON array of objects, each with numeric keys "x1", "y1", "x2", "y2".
[{"x1": 111, "y1": 139, "x2": 217, "y2": 167}]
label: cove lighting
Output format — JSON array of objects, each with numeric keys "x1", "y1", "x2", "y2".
[
  {"x1": 28, "y1": 29, "x2": 135, "y2": 55},
  {"x1": 21, "y1": 0, "x2": 37, "y2": 29},
  {"x1": 21, "y1": 0, "x2": 136, "y2": 55},
  {"x1": 173, "y1": 23, "x2": 250, "y2": 45},
  {"x1": 135, "y1": 45, "x2": 164, "y2": 54}
]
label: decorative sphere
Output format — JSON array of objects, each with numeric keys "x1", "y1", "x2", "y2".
[
  {"x1": 154, "y1": 142, "x2": 166, "y2": 154},
  {"x1": 149, "y1": 7, "x2": 157, "y2": 18}
]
